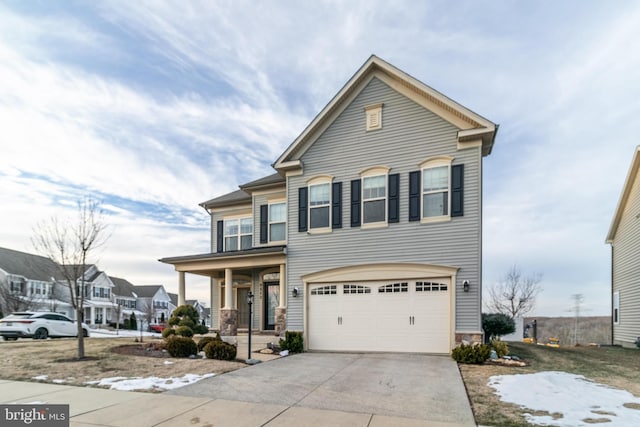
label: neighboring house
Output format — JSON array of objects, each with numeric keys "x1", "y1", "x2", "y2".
[
  {"x1": 74, "y1": 265, "x2": 115, "y2": 326},
  {"x1": 160, "y1": 55, "x2": 498, "y2": 353},
  {"x1": 606, "y1": 145, "x2": 640, "y2": 348},
  {"x1": 0, "y1": 247, "x2": 73, "y2": 317},
  {"x1": 110, "y1": 276, "x2": 144, "y2": 325},
  {"x1": 134, "y1": 285, "x2": 172, "y2": 325}
]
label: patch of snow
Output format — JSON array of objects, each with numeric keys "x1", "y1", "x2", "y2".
[
  {"x1": 90, "y1": 329, "x2": 160, "y2": 338},
  {"x1": 32, "y1": 375, "x2": 48, "y2": 381},
  {"x1": 279, "y1": 350, "x2": 289, "y2": 356},
  {"x1": 52, "y1": 379, "x2": 66, "y2": 384},
  {"x1": 163, "y1": 360, "x2": 174, "y2": 365},
  {"x1": 86, "y1": 373, "x2": 215, "y2": 391},
  {"x1": 489, "y1": 371, "x2": 640, "y2": 426}
]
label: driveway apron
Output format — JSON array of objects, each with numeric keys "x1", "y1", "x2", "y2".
[{"x1": 168, "y1": 352, "x2": 475, "y2": 425}]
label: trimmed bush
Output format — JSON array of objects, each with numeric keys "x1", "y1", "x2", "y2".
[
  {"x1": 193, "y1": 324, "x2": 209, "y2": 335},
  {"x1": 451, "y1": 343, "x2": 491, "y2": 364},
  {"x1": 482, "y1": 313, "x2": 515, "y2": 343},
  {"x1": 175, "y1": 325, "x2": 194, "y2": 338},
  {"x1": 279, "y1": 331, "x2": 304, "y2": 353},
  {"x1": 491, "y1": 339, "x2": 509, "y2": 358},
  {"x1": 197, "y1": 336, "x2": 219, "y2": 352},
  {"x1": 162, "y1": 327, "x2": 176, "y2": 339},
  {"x1": 166, "y1": 336, "x2": 198, "y2": 358},
  {"x1": 204, "y1": 340, "x2": 237, "y2": 361}
]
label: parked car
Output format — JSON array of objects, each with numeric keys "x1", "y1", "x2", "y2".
[
  {"x1": 149, "y1": 324, "x2": 166, "y2": 333},
  {"x1": 0, "y1": 312, "x2": 90, "y2": 340}
]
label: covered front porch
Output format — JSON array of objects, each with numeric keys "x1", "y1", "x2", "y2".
[{"x1": 160, "y1": 246, "x2": 287, "y2": 337}]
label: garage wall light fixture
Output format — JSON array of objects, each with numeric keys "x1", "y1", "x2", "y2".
[
  {"x1": 292, "y1": 287, "x2": 299, "y2": 297},
  {"x1": 463, "y1": 280, "x2": 470, "y2": 292}
]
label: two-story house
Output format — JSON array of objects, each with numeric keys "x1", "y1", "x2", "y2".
[
  {"x1": 606, "y1": 145, "x2": 640, "y2": 347},
  {"x1": 134, "y1": 285, "x2": 172, "y2": 326},
  {"x1": 72, "y1": 264, "x2": 115, "y2": 326},
  {"x1": 160, "y1": 55, "x2": 498, "y2": 353}
]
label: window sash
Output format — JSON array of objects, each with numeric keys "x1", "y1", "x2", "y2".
[
  {"x1": 362, "y1": 175, "x2": 387, "y2": 223},
  {"x1": 309, "y1": 183, "x2": 330, "y2": 228},
  {"x1": 422, "y1": 165, "x2": 450, "y2": 218},
  {"x1": 269, "y1": 202, "x2": 286, "y2": 241},
  {"x1": 224, "y1": 217, "x2": 252, "y2": 251}
]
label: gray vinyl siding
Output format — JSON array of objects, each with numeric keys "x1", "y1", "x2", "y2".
[
  {"x1": 285, "y1": 77, "x2": 483, "y2": 333},
  {"x1": 612, "y1": 169, "x2": 640, "y2": 346},
  {"x1": 253, "y1": 191, "x2": 286, "y2": 247}
]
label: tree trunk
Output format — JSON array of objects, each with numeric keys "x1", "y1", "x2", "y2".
[{"x1": 76, "y1": 307, "x2": 85, "y2": 359}]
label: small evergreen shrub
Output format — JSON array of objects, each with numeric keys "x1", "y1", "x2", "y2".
[
  {"x1": 279, "y1": 331, "x2": 304, "y2": 353},
  {"x1": 166, "y1": 336, "x2": 198, "y2": 358},
  {"x1": 175, "y1": 325, "x2": 194, "y2": 338},
  {"x1": 491, "y1": 339, "x2": 509, "y2": 358},
  {"x1": 451, "y1": 344, "x2": 491, "y2": 364},
  {"x1": 178, "y1": 317, "x2": 196, "y2": 329},
  {"x1": 162, "y1": 327, "x2": 176, "y2": 339},
  {"x1": 197, "y1": 336, "x2": 217, "y2": 352},
  {"x1": 482, "y1": 313, "x2": 515, "y2": 343},
  {"x1": 204, "y1": 340, "x2": 237, "y2": 361},
  {"x1": 193, "y1": 324, "x2": 209, "y2": 335}
]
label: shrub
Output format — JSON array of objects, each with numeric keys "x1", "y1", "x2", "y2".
[
  {"x1": 279, "y1": 331, "x2": 304, "y2": 353},
  {"x1": 197, "y1": 336, "x2": 218, "y2": 352},
  {"x1": 162, "y1": 327, "x2": 176, "y2": 339},
  {"x1": 175, "y1": 325, "x2": 194, "y2": 338},
  {"x1": 482, "y1": 313, "x2": 515, "y2": 343},
  {"x1": 169, "y1": 305, "x2": 200, "y2": 326},
  {"x1": 451, "y1": 343, "x2": 491, "y2": 364},
  {"x1": 166, "y1": 336, "x2": 198, "y2": 358},
  {"x1": 204, "y1": 340, "x2": 237, "y2": 361},
  {"x1": 193, "y1": 324, "x2": 209, "y2": 335},
  {"x1": 129, "y1": 313, "x2": 137, "y2": 330},
  {"x1": 491, "y1": 339, "x2": 509, "y2": 358},
  {"x1": 178, "y1": 317, "x2": 195, "y2": 329}
]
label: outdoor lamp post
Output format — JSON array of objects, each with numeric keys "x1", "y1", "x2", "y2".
[{"x1": 247, "y1": 291, "x2": 254, "y2": 361}]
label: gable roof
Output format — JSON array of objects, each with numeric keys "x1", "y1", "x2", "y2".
[
  {"x1": 133, "y1": 285, "x2": 164, "y2": 298},
  {"x1": 0, "y1": 247, "x2": 60, "y2": 282},
  {"x1": 274, "y1": 55, "x2": 497, "y2": 171},
  {"x1": 109, "y1": 276, "x2": 137, "y2": 298},
  {"x1": 607, "y1": 146, "x2": 640, "y2": 243},
  {"x1": 168, "y1": 292, "x2": 178, "y2": 306}
]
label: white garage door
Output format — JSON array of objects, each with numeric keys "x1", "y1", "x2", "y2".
[{"x1": 308, "y1": 279, "x2": 451, "y2": 353}]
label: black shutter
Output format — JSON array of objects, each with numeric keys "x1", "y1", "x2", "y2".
[
  {"x1": 388, "y1": 174, "x2": 399, "y2": 223},
  {"x1": 409, "y1": 171, "x2": 421, "y2": 221},
  {"x1": 350, "y1": 179, "x2": 361, "y2": 227},
  {"x1": 216, "y1": 220, "x2": 224, "y2": 252},
  {"x1": 332, "y1": 182, "x2": 342, "y2": 229},
  {"x1": 260, "y1": 204, "x2": 268, "y2": 243},
  {"x1": 298, "y1": 187, "x2": 308, "y2": 232},
  {"x1": 451, "y1": 164, "x2": 464, "y2": 217}
]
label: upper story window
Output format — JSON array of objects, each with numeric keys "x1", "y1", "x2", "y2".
[
  {"x1": 361, "y1": 167, "x2": 389, "y2": 225},
  {"x1": 309, "y1": 179, "x2": 331, "y2": 229},
  {"x1": 421, "y1": 157, "x2": 453, "y2": 220},
  {"x1": 269, "y1": 202, "x2": 286, "y2": 242},
  {"x1": 224, "y1": 217, "x2": 252, "y2": 251}
]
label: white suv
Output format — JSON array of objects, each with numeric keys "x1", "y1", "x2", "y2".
[{"x1": 0, "y1": 312, "x2": 90, "y2": 340}]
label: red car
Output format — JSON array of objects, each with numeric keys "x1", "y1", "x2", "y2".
[{"x1": 149, "y1": 324, "x2": 166, "y2": 333}]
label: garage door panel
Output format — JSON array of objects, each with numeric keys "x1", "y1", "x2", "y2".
[{"x1": 308, "y1": 279, "x2": 451, "y2": 353}]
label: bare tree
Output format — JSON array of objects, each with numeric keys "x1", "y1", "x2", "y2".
[
  {"x1": 32, "y1": 198, "x2": 109, "y2": 359},
  {"x1": 487, "y1": 265, "x2": 542, "y2": 319}
]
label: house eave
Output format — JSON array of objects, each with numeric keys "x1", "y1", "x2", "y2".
[{"x1": 606, "y1": 145, "x2": 640, "y2": 243}]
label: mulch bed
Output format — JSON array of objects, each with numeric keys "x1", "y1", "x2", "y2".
[{"x1": 111, "y1": 343, "x2": 169, "y2": 358}]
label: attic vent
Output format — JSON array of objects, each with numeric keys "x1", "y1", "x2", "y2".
[{"x1": 365, "y1": 103, "x2": 383, "y2": 131}]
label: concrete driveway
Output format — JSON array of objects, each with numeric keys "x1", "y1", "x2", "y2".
[{"x1": 168, "y1": 352, "x2": 475, "y2": 426}]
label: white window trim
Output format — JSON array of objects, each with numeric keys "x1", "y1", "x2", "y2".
[
  {"x1": 307, "y1": 176, "x2": 333, "y2": 233},
  {"x1": 420, "y1": 156, "x2": 454, "y2": 224},
  {"x1": 613, "y1": 291, "x2": 620, "y2": 325},
  {"x1": 360, "y1": 166, "x2": 389, "y2": 228},
  {"x1": 223, "y1": 215, "x2": 253, "y2": 251},
  {"x1": 268, "y1": 200, "x2": 287, "y2": 244}
]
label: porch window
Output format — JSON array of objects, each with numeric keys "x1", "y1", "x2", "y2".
[
  {"x1": 224, "y1": 217, "x2": 252, "y2": 251},
  {"x1": 269, "y1": 202, "x2": 286, "y2": 242}
]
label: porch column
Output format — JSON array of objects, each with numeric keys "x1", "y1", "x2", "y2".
[
  {"x1": 90, "y1": 306, "x2": 95, "y2": 326},
  {"x1": 220, "y1": 268, "x2": 237, "y2": 336},
  {"x1": 210, "y1": 277, "x2": 217, "y2": 328},
  {"x1": 275, "y1": 263, "x2": 287, "y2": 335},
  {"x1": 178, "y1": 272, "x2": 186, "y2": 306}
]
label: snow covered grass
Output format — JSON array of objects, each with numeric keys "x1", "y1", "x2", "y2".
[
  {"x1": 489, "y1": 371, "x2": 640, "y2": 426},
  {"x1": 89, "y1": 328, "x2": 161, "y2": 339},
  {"x1": 84, "y1": 373, "x2": 216, "y2": 391}
]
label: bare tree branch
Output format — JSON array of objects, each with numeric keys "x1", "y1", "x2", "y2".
[
  {"x1": 486, "y1": 265, "x2": 542, "y2": 319},
  {"x1": 31, "y1": 197, "x2": 109, "y2": 359}
]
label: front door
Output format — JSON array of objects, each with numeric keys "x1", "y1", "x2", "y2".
[
  {"x1": 264, "y1": 282, "x2": 280, "y2": 330},
  {"x1": 237, "y1": 287, "x2": 250, "y2": 329}
]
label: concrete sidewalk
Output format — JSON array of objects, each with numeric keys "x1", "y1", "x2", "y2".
[{"x1": 0, "y1": 379, "x2": 471, "y2": 426}]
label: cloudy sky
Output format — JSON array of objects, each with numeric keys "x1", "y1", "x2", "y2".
[{"x1": 1, "y1": 1, "x2": 638, "y2": 317}]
